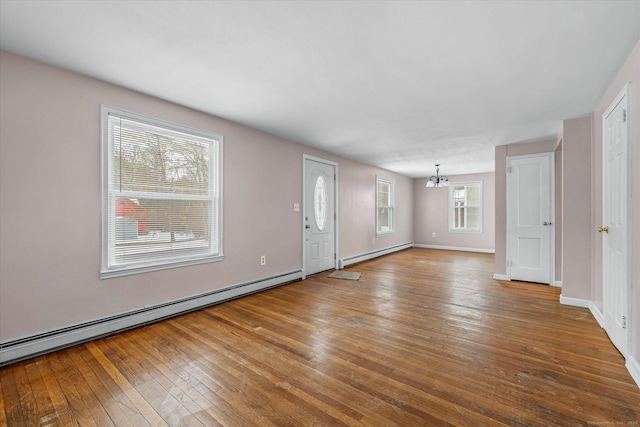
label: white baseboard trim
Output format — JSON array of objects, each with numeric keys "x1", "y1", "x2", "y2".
[
  {"x1": 589, "y1": 303, "x2": 605, "y2": 328},
  {"x1": 559, "y1": 294, "x2": 592, "y2": 308},
  {"x1": 493, "y1": 273, "x2": 508, "y2": 280},
  {"x1": 414, "y1": 244, "x2": 495, "y2": 254},
  {"x1": 339, "y1": 242, "x2": 414, "y2": 269},
  {"x1": 0, "y1": 270, "x2": 302, "y2": 366},
  {"x1": 552, "y1": 281, "x2": 562, "y2": 288},
  {"x1": 627, "y1": 354, "x2": 640, "y2": 389}
]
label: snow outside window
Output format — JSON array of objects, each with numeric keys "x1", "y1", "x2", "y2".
[{"x1": 100, "y1": 106, "x2": 223, "y2": 278}]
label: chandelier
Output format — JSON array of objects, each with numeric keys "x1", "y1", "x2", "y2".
[{"x1": 425, "y1": 164, "x2": 449, "y2": 187}]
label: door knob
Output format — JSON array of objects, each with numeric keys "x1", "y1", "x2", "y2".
[
  {"x1": 305, "y1": 225, "x2": 311, "y2": 229},
  {"x1": 598, "y1": 226, "x2": 609, "y2": 233},
  {"x1": 543, "y1": 222, "x2": 552, "y2": 226}
]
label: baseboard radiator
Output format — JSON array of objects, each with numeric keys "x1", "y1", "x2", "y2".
[
  {"x1": 0, "y1": 270, "x2": 302, "y2": 366},
  {"x1": 414, "y1": 244, "x2": 495, "y2": 253},
  {"x1": 339, "y1": 242, "x2": 414, "y2": 269}
]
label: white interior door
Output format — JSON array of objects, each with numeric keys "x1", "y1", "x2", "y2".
[
  {"x1": 602, "y1": 85, "x2": 630, "y2": 356},
  {"x1": 303, "y1": 156, "x2": 336, "y2": 276},
  {"x1": 507, "y1": 154, "x2": 553, "y2": 284}
]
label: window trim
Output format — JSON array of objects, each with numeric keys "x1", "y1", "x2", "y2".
[
  {"x1": 448, "y1": 180, "x2": 482, "y2": 233},
  {"x1": 376, "y1": 176, "x2": 395, "y2": 235},
  {"x1": 100, "y1": 105, "x2": 223, "y2": 279}
]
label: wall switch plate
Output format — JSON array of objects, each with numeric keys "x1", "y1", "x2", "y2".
[
  {"x1": 293, "y1": 203, "x2": 300, "y2": 212},
  {"x1": 432, "y1": 232, "x2": 436, "y2": 237}
]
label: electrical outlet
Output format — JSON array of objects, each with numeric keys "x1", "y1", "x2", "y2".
[
  {"x1": 372, "y1": 237, "x2": 376, "y2": 244},
  {"x1": 432, "y1": 232, "x2": 436, "y2": 238},
  {"x1": 293, "y1": 203, "x2": 300, "y2": 212},
  {"x1": 260, "y1": 255, "x2": 266, "y2": 265}
]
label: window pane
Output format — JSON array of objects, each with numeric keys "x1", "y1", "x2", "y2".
[
  {"x1": 111, "y1": 117, "x2": 211, "y2": 196},
  {"x1": 376, "y1": 177, "x2": 394, "y2": 234},
  {"x1": 111, "y1": 197, "x2": 214, "y2": 266},
  {"x1": 466, "y1": 185, "x2": 480, "y2": 206},
  {"x1": 377, "y1": 181, "x2": 390, "y2": 206},
  {"x1": 102, "y1": 107, "x2": 222, "y2": 277},
  {"x1": 466, "y1": 207, "x2": 480, "y2": 229},
  {"x1": 314, "y1": 175, "x2": 328, "y2": 231},
  {"x1": 449, "y1": 181, "x2": 481, "y2": 232}
]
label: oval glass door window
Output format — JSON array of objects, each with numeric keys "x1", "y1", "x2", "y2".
[{"x1": 314, "y1": 175, "x2": 328, "y2": 231}]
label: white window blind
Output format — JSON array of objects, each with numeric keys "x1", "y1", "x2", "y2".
[
  {"x1": 449, "y1": 181, "x2": 482, "y2": 232},
  {"x1": 376, "y1": 177, "x2": 395, "y2": 234},
  {"x1": 101, "y1": 106, "x2": 222, "y2": 278}
]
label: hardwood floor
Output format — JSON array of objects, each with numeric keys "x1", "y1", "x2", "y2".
[{"x1": 1, "y1": 248, "x2": 638, "y2": 426}]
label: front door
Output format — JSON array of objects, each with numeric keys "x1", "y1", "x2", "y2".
[
  {"x1": 303, "y1": 156, "x2": 336, "y2": 276},
  {"x1": 602, "y1": 84, "x2": 630, "y2": 356},
  {"x1": 507, "y1": 153, "x2": 553, "y2": 284}
]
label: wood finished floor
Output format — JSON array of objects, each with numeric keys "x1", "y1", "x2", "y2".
[{"x1": 1, "y1": 248, "x2": 638, "y2": 426}]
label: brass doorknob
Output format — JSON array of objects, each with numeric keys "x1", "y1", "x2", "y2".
[
  {"x1": 598, "y1": 226, "x2": 609, "y2": 233},
  {"x1": 305, "y1": 225, "x2": 311, "y2": 229},
  {"x1": 543, "y1": 222, "x2": 552, "y2": 226}
]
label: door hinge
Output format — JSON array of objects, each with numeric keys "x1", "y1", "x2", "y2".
[
  {"x1": 334, "y1": 173, "x2": 336, "y2": 180},
  {"x1": 507, "y1": 166, "x2": 512, "y2": 174},
  {"x1": 507, "y1": 260, "x2": 513, "y2": 267},
  {"x1": 622, "y1": 315, "x2": 627, "y2": 329},
  {"x1": 334, "y1": 213, "x2": 336, "y2": 220},
  {"x1": 622, "y1": 109, "x2": 627, "y2": 123}
]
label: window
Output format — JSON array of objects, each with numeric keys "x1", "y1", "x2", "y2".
[
  {"x1": 101, "y1": 106, "x2": 222, "y2": 278},
  {"x1": 449, "y1": 181, "x2": 482, "y2": 232},
  {"x1": 376, "y1": 177, "x2": 395, "y2": 234},
  {"x1": 314, "y1": 175, "x2": 328, "y2": 231}
]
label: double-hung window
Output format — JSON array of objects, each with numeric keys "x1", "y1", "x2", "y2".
[
  {"x1": 376, "y1": 177, "x2": 395, "y2": 234},
  {"x1": 101, "y1": 106, "x2": 223, "y2": 278},
  {"x1": 449, "y1": 181, "x2": 482, "y2": 232}
]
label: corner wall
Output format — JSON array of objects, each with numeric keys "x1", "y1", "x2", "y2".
[{"x1": 560, "y1": 116, "x2": 592, "y2": 301}]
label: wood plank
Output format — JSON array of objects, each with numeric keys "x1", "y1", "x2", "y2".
[
  {"x1": 47, "y1": 351, "x2": 101, "y2": 427},
  {"x1": 73, "y1": 343, "x2": 147, "y2": 427},
  {"x1": 35, "y1": 356, "x2": 79, "y2": 427},
  {"x1": 23, "y1": 358, "x2": 61, "y2": 427},
  {"x1": 1, "y1": 248, "x2": 639, "y2": 426},
  {"x1": 84, "y1": 342, "x2": 168, "y2": 427},
  {"x1": 9, "y1": 360, "x2": 39, "y2": 426},
  {"x1": 0, "y1": 366, "x2": 26, "y2": 427}
]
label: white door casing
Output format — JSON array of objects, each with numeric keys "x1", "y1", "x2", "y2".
[
  {"x1": 601, "y1": 84, "x2": 630, "y2": 357},
  {"x1": 303, "y1": 155, "x2": 337, "y2": 277},
  {"x1": 507, "y1": 153, "x2": 554, "y2": 284}
]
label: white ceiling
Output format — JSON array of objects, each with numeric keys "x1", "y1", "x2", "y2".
[{"x1": 1, "y1": 1, "x2": 639, "y2": 177}]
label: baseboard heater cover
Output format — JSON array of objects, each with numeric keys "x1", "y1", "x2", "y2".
[
  {"x1": 0, "y1": 270, "x2": 302, "y2": 366},
  {"x1": 339, "y1": 242, "x2": 414, "y2": 269},
  {"x1": 414, "y1": 244, "x2": 495, "y2": 254}
]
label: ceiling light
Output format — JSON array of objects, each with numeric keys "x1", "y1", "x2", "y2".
[{"x1": 425, "y1": 164, "x2": 450, "y2": 188}]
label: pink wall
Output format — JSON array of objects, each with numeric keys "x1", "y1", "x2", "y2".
[
  {"x1": 494, "y1": 139, "x2": 559, "y2": 277},
  {"x1": 338, "y1": 158, "x2": 414, "y2": 259},
  {"x1": 590, "y1": 41, "x2": 640, "y2": 360},
  {"x1": 561, "y1": 116, "x2": 592, "y2": 300},
  {"x1": 414, "y1": 173, "x2": 495, "y2": 251},
  {"x1": 554, "y1": 142, "x2": 562, "y2": 283},
  {"x1": 0, "y1": 51, "x2": 413, "y2": 341}
]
